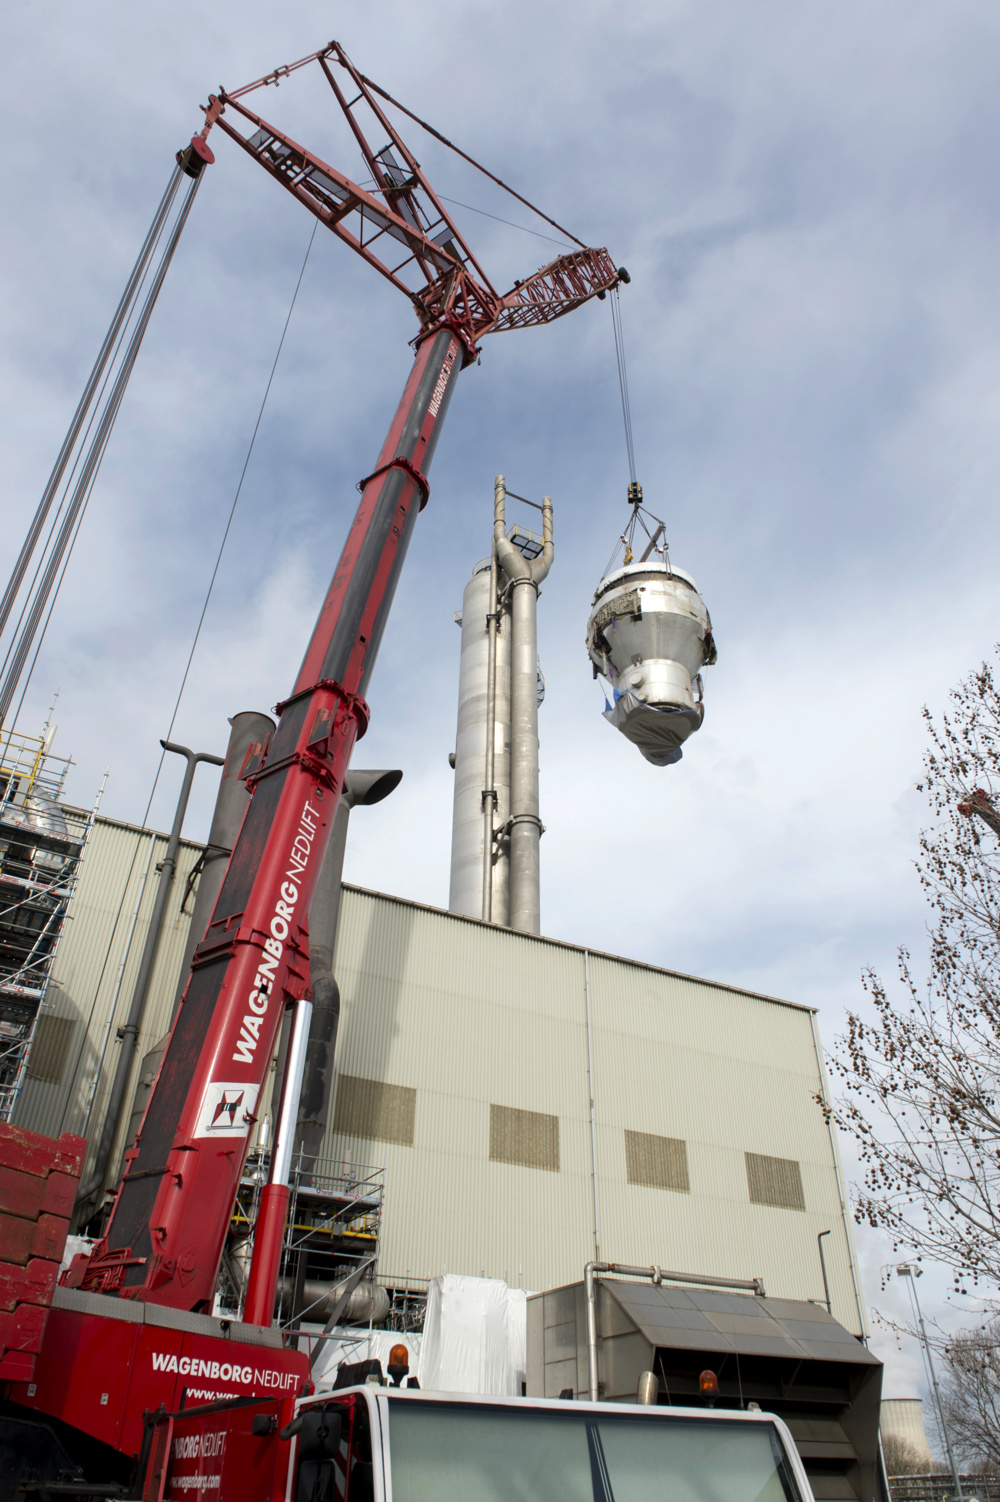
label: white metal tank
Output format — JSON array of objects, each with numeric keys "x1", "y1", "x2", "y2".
[
  {"x1": 449, "y1": 561, "x2": 511, "y2": 921},
  {"x1": 586, "y1": 560, "x2": 716, "y2": 766},
  {"x1": 23, "y1": 789, "x2": 70, "y2": 872}
]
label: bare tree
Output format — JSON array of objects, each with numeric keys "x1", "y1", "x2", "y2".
[
  {"x1": 939, "y1": 1322, "x2": 1000, "y2": 1473},
  {"x1": 822, "y1": 654, "x2": 1000, "y2": 1298},
  {"x1": 881, "y1": 1433, "x2": 927, "y2": 1476}
]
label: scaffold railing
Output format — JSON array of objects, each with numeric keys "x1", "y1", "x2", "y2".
[
  {"x1": 0, "y1": 720, "x2": 104, "y2": 1120},
  {"x1": 221, "y1": 1151, "x2": 385, "y2": 1328}
]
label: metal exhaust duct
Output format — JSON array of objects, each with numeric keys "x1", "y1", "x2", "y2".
[
  {"x1": 119, "y1": 711, "x2": 275, "y2": 1169},
  {"x1": 448, "y1": 478, "x2": 553, "y2": 933},
  {"x1": 495, "y1": 476, "x2": 552, "y2": 935},
  {"x1": 448, "y1": 554, "x2": 512, "y2": 922}
]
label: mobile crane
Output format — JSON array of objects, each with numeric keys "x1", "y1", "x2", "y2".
[
  {"x1": 0, "y1": 46, "x2": 826, "y2": 1502},
  {"x1": 0, "y1": 41, "x2": 629, "y2": 1499}
]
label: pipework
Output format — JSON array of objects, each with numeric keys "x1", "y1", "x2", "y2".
[{"x1": 494, "y1": 476, "x2": 552, "y2": 934}]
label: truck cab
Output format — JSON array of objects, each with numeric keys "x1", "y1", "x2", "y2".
[{"x1": 159, "y1": 1384, "x2": 815, "y2": 1502}]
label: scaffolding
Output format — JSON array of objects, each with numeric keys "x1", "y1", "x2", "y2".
[
  {"x1": 221, "y1": 1152, "x2": 385, "y2": 1329},
  {"x1": 0, "y1": 722, "x2": 101, "y2": 1121}
]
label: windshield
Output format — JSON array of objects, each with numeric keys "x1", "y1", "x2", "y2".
[{"x1": 387, "y1": 1400, "x2": 802, "y2": 1502}]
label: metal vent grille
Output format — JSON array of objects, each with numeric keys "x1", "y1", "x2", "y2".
[
  {"x1": 489, "y1": 1104, "x2": 560, "y2": 1172},
  {"x1": 625, "y1": 1129, "x2": 690, "y2": 1192},
  {"x1": 745, "y1": 1151, "x2": 805, "y2": 1211},
  {"x1": 333, "y1": 1074, "x2": 416, "y2": 1147},
  {"x1": 25, "y1": 1014, "x2": 76, "y2": 1085}
]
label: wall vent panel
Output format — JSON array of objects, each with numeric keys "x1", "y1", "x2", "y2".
[
  {"x1": 745, "y1": 1151, "x2": 805, "y2": 1211},
  {"x1": 490, "y1": 1104, "x2": 560, "y2": 1172},
  {"x1": 625, "y1": 1129, "x2": 690, "y2": 1192},
  {"x1": 333, "y1": 1074, "x2": 416, "y2": 1147},
  {"x1": 26, "y1": 1014, "x2": 76, "y2": 1085}
]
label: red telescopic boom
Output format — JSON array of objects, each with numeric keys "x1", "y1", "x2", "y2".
[{"x1": 73, "y1": 44, "x2": 620, "y2": 1319}]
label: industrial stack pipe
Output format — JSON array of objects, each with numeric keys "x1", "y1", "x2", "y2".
[
  {"x1": 76, "y1": 738, "x2": 225, "y2": 1222},
  {"x1": 448, "y1": 545, "x2": 512, "y2": 923},
  {"x1": 494, "y1": 476, "x2": 552, "y2": 935},
  {"x1": 117, "y1": 711, "x2": 275, "y2": 1170},
  {"x1": 171, "y1": 711, "x2": 276, "y2": 1016}
]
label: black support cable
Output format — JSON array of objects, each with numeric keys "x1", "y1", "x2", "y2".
[
  {"x1": 0, "y1": 167, "x2": 184, "y2": 641},
  {"x1": 610, "y1": 286, "x2": 637, "y2": 487},
  {"x1": 0, "y1": 172, "x2": 203, "y2": 729}
]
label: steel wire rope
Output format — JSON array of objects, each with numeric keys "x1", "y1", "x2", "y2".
[
  {"x1": 0, "y1": 176, "x2": 185, "y2": 710},
  {"x1": 435, "y1": 195, "x2": 573, "y2": 249},
  {"x1": 59, "y1": 222, "x2": 319, "y2": 1149},
  {"x1": 610, "y1": 286, "x2": 637, "y2": 489},
  {"x1": 0, "y1": 166, "x2": 185, "y2": 641},
  {"x1": 600, "y1": 288, "x2": 668, "y2": 582},
  {"x1": 0, "y1": 179, "x2": 204, "y2": 731},
  {"x1": 353, "y1": 64, "x2": 588, "y2": 249}
]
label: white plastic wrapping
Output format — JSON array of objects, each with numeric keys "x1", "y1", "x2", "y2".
[
  {"x1": 506, "y1": 1286, "x2": 528, "y2": 1392},
  {"x1": 309, "y1": 1274, "x2": 531, "y2": 1396},
  {"x1": 418, "y1": 1274, "x2": 529, "y2": 1396}
]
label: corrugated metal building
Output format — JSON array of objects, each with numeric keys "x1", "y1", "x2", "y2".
[
  {"x1": 13, "y1": 813, "x2": 204, "y2": 1187},
  {"x1": 324, "y1": 886, "x2": 866, "y2": 1335},
  {"x1": 13, "y1": 818, "x2": 867, "y2": 1338}
]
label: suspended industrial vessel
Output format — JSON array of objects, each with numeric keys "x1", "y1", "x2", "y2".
[{"x1": 587, "y1": 488, "x2": 717, "y2": 766}]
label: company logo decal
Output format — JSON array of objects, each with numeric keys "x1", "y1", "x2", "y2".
[
  {"x1": 231, "y1": 798, "x2": 320, "y2": 1067},
  {"x1": 210, "y1": 1090, "x2": 244, "y2": 1127},
  {"x1": 151, "y1": 1350, "x2": 299, "y2": 1391},
  {"x1": 428, "y1": 344, "x2": 457, "y2": 418},
  {"x1": 193, "y1": 1081, "x2": 260, "y2": 1139}
]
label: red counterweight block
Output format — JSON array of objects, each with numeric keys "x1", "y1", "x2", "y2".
[{"x1": 0, "y1": 1123, "x2": 85, "y2": 1382}]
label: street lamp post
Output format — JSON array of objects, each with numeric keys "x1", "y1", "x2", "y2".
[{"x1": 896, "y1": 1264, "x2": 964, "y2": 1500}]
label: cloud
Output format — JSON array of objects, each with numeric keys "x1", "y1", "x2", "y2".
[{"x1": 4, "y1": 0, "x2": 999, "y2": 1403}]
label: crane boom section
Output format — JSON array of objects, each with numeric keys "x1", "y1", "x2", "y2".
[
  {"x1": 81, "y1": 330, "x2": 462, "y2": 1310},
  {"x1": 73, "y1": 44, "x2": 617, "y2": 1316}
]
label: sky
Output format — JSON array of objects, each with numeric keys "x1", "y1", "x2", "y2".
[{"x1": 4, "y1": 0, "x2": 1000, "y2": 1426}]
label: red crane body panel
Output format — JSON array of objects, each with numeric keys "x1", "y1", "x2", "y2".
[
  {"x1": 10, "y1": 1297, "x2": 306, "y2": 1458},
  {"x1": 80, "y1": 329, "x2": 463, "y2": 1312}
]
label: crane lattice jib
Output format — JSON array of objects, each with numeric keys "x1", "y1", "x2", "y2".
[{"x1": 201, "y1": 42, "x2": 618, "y2": 352}]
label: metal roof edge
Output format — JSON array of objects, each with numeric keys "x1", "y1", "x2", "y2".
[
  {"x1": 91, "y1": 812, "x2": 205, "y2": 849},
  {"x1": 341, "y1": 883, "x2": 814, "y2": 1014}
]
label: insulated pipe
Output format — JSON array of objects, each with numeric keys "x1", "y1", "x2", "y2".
[
  {"x1": 76, "y1": 740, "x2": 224, "y2": 1219},
  {"x1": 172, "y1": 711, "x2": 275, "y2": 1018},
  {"x1": 295, "y1": 768, "x2": 402, "y2": 1173},
  {"x1": 481, "y1": 536, "x2": 500, "y2": 922},
  {"x1": 120, "y1": 712, "x2": 276, "y2": 1163},
  {"x1": 494, "y1": 477, "x2": 552, "y2": 934},
  {"x1": 448, "y1": 565, "x2": 511, "y2": 923},
  {"x1": 584, "y1": 1261, "x2": 765, "y2": 1402}
]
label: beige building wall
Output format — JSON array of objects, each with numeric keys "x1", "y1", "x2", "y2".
[
  {"x1": 13, "y1": 814, "x2": 204, "y2": 1188},
  {"x1": 323, "y1": 886, "x2": 868, "y2": 1335},
  {"x1": 11, "y1": 812, "x2": 866, "y2": 1333}
]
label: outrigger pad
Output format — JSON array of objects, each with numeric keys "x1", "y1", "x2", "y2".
[{"x1": 603, "y1": 691, "x2": 704, "y2": 768}]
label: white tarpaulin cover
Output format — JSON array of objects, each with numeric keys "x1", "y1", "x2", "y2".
[
  {"x1": 309, "y1": 1275, "x2": 529, "y2": 1395},
  {"x1": 418, "y1": 1275, "x2": 527, "y2": 1395}
]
